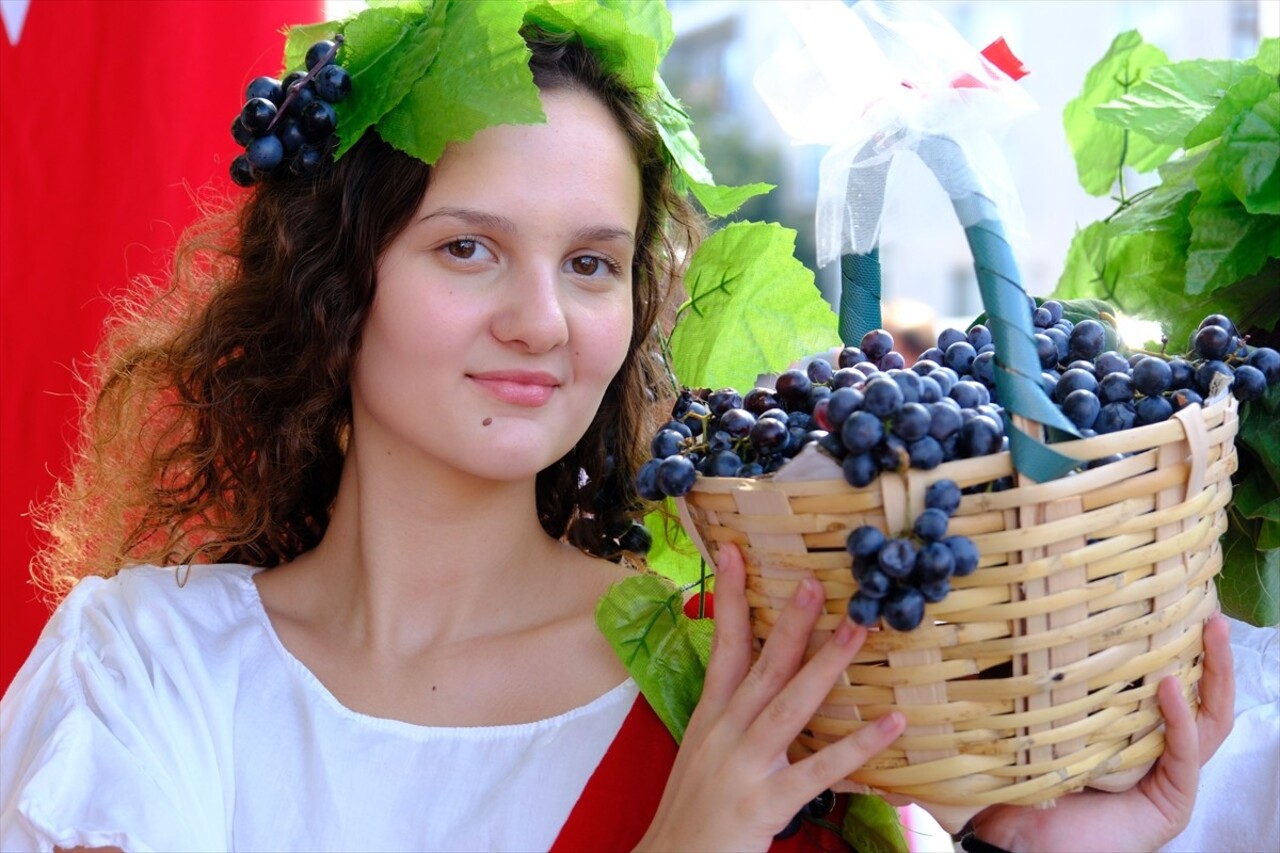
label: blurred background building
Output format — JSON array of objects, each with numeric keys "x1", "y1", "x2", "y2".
[{"x1": 658, "y1": 0, "x2": 1276, "y2": 332}]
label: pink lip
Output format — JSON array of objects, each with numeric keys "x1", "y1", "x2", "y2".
[{"x1": 469, "y1": 371, "x2": 561, "y2": 407}]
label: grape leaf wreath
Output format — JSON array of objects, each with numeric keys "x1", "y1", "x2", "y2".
[{"x1": 230, "y1": 0, "x2": 771, "y2": 218}]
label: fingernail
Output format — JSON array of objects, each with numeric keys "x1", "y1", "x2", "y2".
[
  {"x1": 794, "y1": 578, "x2": 816, "y2": 608},
  {"x1": 878, "y1": 712, "x2": 904, "y2": 733},
  {"x1": 834, "y1": 619, "x2": 858, "y2": 646}
]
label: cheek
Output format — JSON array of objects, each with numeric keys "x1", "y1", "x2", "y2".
[{"x1": 578, "y1": 298, "x2": 633, "y2": 378}]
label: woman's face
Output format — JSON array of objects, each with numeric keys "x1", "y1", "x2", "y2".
[{"x1": 352, "y1": 90, "x2": 640, "y2": 483}]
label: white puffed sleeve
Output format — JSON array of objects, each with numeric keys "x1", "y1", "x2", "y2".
[{"x1": 1, "y1": 576, "x2": 227, "y2": 853}]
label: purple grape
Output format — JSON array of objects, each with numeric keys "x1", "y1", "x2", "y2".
[
  {"x1": 890, "y1": 370, "x2": 923, "y2": 404},
  {"x1": 925, "y1": 479, "x2": 962, "y2": 516},
  {"x1": 1061, "y1": 388, "x2": 1101, "y2": 430},
  {"x1": 944, "y1": 341, "x2": 978, "y2": 376},
  {"x1": 1097, "y1": 372, "x2": 1134, "y2": 404},
  {"x1": 891, "y1": 402, "x2": 931, "y2": 441},
  {"x1": 807, "y1": 358, "x2": 834, "y2": 385},
  {"x1": 1232, "y1": 364, "x2": 1268, "y2": 402},
  {"x1": 862, "y1": 377, "x2": 904, "y2": 418},
  {"x1": 651, "y1": 428, "x2": 686, "y2": 459},
  {"x1": 908, "y1": 436, "x2": 944, "y2": 469},
  {"x1": 1094, "y1": 351, "x2": 1130, "y2": 379},
  {"x1": 842, "y1": 452, "x2": 878, "y2": 488},
  {"x1": 967, "y1": 324, "x2": 993, "y2": 350},
  {"x1": 743, "y1": 388, "x2": 780, "y2": 415},
  {"x1": 841, "y1": 411, "x2": 884, "y2": 455},
  {"x1": 913, "y1": 508, "x2": 950, "y2": 542},
  {"x1": 1068, "y1": 319, "x2": 1106, "y2": 361},
  {"x1": 914, "y1": 541, "x2": 955, "y2": 582},
  {"x1": 656, "y1": 455, "x2": 697, "y2": 496},
  {"x1": 861, "y1": 329, "x2": 894, "y2": 361},
  {"x1": 1132, "y1": 356, "x2": 1173, "y2": 396},
  {"x1": 838, "y1": 347, "x2": 866, "y2": 368},
  {"x1": 1194, "y1": 325, "x2": 1234, "y2": 361},
  {"x1": 944, "y1": 535, "x2": 980, "y2": 576},
  {"x1": 847, "y1": 525, "x2": 887, "y2": 560},
  {"x1": 847, "y1": 593, "x2": 881, "y2": 626},
  {"x1": 636, "y1": 458, "x2": 663, "y2": 500},
  {"x1": 1247, "y1": 347, "x2": 1280, "y2": 384},
  {"x1": 882, "y1": 586, "x2": 926, "y2": 631}
]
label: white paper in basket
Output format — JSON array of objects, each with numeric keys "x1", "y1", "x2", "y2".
[{"x1": 753, "y1": 0, "x2": 1037, "y2": 268}]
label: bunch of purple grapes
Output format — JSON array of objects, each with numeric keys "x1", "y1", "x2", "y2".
[
  {"x1": 635, "y1": 325, "x2": 1012, "y2": 501},
  {"x1": 635, "y1": 305, "x2": 1278, "y2": 502},
  {"x1": 229, "y1": 37, "x2": 351, "y2": 186},
  {"x1": 843, "y1": 479, "x2": 978, "y2": 631},
  {"x1": 1021, "y1": 310, "x2": 1277, "y2": 437}
]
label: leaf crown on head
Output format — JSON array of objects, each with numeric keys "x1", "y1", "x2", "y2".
[{"x1": 275, "y1": 0, "x2": 770, "y2": 217}]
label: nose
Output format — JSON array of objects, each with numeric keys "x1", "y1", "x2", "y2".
[{"x1": 490, "y1": 263, "x2": 570, "y2": 353}]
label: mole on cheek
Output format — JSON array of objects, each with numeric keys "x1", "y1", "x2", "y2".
[{"x1": 482, "y1": 417, "x2": 493, "y2": 427}]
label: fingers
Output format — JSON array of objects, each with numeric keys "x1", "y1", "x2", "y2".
[
  {"x1": 743, "y1": 619, "x2": 868, "y2": 755},
  {"x1": 698, "y1": 544, "x2": 752, "y2": 717},
  {"x1": 777, "y1": 709, "x2": 905, "y2": 798},
  {"x1": 721, "y1": 575, "x2": 828, "y2": 731},
  {"x1": 1149, "y1": 673, "x2": 1199, "y2": 814},
  {"x1": 1196, "y1": 613, "x2": 1235, "y2": 761}
]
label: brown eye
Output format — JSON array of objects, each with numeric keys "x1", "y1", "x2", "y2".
[
  {"x1": 448, "y1": 240, "x2": 478, "y2": 259},
  {"x1": 570, "y1": 256, "x2": 601, "y2": 275}
]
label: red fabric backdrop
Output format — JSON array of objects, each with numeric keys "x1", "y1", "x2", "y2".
[{"x1": 1, "y1": 0, "x2": 322, "y2": 693}]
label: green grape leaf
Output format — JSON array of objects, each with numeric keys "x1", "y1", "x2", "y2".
[
  {"x1": 595, "y1": 573, "x2": 713, "y2": 742},
  {"x1": 525, "y1": 0, "x2": 670, "y2": 92},
  {"x1": 283, "y1": 20, "x2": 347, "y2": 73},
  {"x1": 1064, "y1": 31, "x2": 1173, "y2": 195},
  {"x1": 642, "y1": 501, "x2": 704, "y2": 586},
  {"x1": 1234, "y1": 471, "x2": 1280, "y2": 550},
  {"x1": 1218, "y1": 517, "x2": 1280, "y2": 627},
  {"x1": 1212, "y1": 92, "x2": 1280, "y2": 215},
  {"x1": 841, "y1": 794, "x2": 909, "y2": 853},
  {"x1": 1094, "y1": 59, "x2": 1260, "y2": 146},
  {"x1": 688, "y1": 179, "x2": 776, "y2": 218},
  {"x1": 376, "y1": 0, "x2": 543, "y2": 164},
  {"x1": 652, "y1": 77, "x2": 713, "y2": 185},
  {"x1": 669, "y1": 222, "x2": 838, "y2": 392},
  {"x1": 1055, "y1": 220, "x2": 1113, "y2": 300},
  {"x1": 1184, "y1": 198, "x2": 1280, "y2": 296},
  {"x1": 652, "y1": 78, "x2": 771, "y2": 217},
  {"x1": 318, "y1": 3, "x2": 450, "y2": 159},
  {"x1": 1053, "y1": 187, "x2": 1196, "y2": 339},
  {"x1": 1184, "y1": 72, "x2": 1277, "y2": 149},
  {"x1": 1249, "y1": 37, "x2": 1279, "y2": 76},
  {"x1": 1239, "y1": 383, "x2": 1280, "y2": 491}
]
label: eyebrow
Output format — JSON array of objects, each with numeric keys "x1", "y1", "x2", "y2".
[{"x1": 420, "y1": 206, "x2": 635, "y2": 246}]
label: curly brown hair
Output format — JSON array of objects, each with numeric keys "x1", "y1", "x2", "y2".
[{"x1": 32, "y1": 30, "x2": 703, "y2": 601}]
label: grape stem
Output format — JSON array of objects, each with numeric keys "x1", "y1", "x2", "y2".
[{"x1": 268, "y1": 34, "x2": 345, "y2": 133}]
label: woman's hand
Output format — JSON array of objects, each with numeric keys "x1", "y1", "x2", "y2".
[
  {"x1": 968, "y1": 613, "x2": 1236, "y2": 853},
  {"x1": 636, "y1": 544, "x2": 906, "y2": 852}
]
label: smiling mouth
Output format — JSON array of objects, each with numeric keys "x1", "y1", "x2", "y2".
[{"x1": 468, "y1": 373, "x2": 560, "y2": 407}]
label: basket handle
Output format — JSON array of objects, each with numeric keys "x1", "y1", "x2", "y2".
[{"x1": 839, "y1": 131, "x2": 1082, "y2": 482}]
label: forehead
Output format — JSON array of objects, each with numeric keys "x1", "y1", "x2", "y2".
[{"x1": 420, "y1": 91, "x2": 642, "y2": 231}]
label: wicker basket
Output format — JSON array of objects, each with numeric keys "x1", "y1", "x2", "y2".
[
  {"x1": 672, "y1": 132, "x2": 1238, "y2": 824},
  {"x1": 677, "y1": 395, "x2": 1235, "y2": 821}
]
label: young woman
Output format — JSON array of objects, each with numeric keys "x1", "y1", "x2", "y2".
[{"x1": 0, "y1": 4, "x2": 1235, "y2": 851}]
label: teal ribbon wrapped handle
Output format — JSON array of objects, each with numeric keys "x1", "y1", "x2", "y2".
[{"x1": 837, "y1": 133, "x2": 1081, "y2": 482}]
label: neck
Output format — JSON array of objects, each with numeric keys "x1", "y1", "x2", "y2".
[{"x1": 289, "y1": 431, "x2": 575, "y2": 655}]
